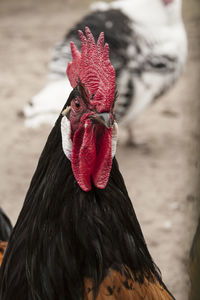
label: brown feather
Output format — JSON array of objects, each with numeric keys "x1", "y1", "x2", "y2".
[
  {"x1": 0, "y1": 241, "x2": 7, "y2": 267},
  {"x1": 84, "y1": 267, "x2": 173, "y2": 300}
]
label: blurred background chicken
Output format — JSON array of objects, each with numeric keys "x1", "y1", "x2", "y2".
[{"x1": 22, "y1": 0, "x2": 187, "y2": 146}]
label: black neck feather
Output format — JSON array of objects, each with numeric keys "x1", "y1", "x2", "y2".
[{"x1": 0, "y1": 115, "x2": 163, "y2": 300}]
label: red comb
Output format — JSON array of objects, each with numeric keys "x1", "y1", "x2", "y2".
[{"x1": 67, "y1": 27, "x2": 116, "y2": 113}]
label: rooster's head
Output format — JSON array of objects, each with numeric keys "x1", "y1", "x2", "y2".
[{"x1": 61, "y1": 27, "x2": 118, "y2": 192}]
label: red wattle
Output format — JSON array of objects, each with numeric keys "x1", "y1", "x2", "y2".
[
  {"x1": 92, "y1": 128, "x2": 112, "y2": 189},
  {"x1": 72, "y1": 120, "x2": 96, "y2": 191},
  {"x1": 71, "y1": 120, "x2": 112, "y2": 191}
]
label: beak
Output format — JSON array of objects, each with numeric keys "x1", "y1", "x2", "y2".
[
  {"x1": 62, "y1": 106, "x2": 71, "y2": 117},
  {"x1": 90, "y1": 112, "x2": 112, "y2": 129}
]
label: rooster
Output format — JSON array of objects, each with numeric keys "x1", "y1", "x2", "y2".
[
  {"x1": 1, "y1": 28, "x2": 174, "y2": 299},
  {"x1": 22, "y1": 0, "x2": 187, "y2": 145},
  {"x1": 0, "y1": 208, "x2": 12, "y2": 266}
]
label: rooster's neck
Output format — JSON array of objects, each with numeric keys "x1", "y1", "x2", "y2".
[{"x1": 0, "y1": 119, "x2": 161, "y2": 300}]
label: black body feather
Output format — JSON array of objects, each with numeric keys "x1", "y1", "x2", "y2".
[{"x1": 0, "y1": 103, "x2": 172, "y2": 299}]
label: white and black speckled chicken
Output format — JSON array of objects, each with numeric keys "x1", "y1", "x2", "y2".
[{"x1": 23, "y1": 0, "x2": 187, "y2": 145}]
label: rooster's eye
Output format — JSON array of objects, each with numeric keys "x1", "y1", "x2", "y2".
[{"x1": 74, "y1": 100, "x2": 80, "y2": 111}]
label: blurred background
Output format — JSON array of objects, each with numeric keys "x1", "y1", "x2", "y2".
[{"x1": 0, "y1": 0, "x2": 199, "y2": 299}]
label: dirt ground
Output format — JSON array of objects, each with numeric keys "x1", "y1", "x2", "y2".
[{"x1": 0, "y1": 0, "x2": 200, "y2": 299}]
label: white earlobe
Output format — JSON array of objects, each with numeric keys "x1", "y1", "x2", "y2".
[
  {"x1": 61, "y1": 116, "x2": 72, "y2": 161},
  {"x1": 112, "y1": 122, "x2": 118, "y2": 158}
]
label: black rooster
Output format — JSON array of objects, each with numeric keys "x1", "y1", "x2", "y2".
[{"x1": 0, "y1": 28, "x2": 174, "y2": 300}]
